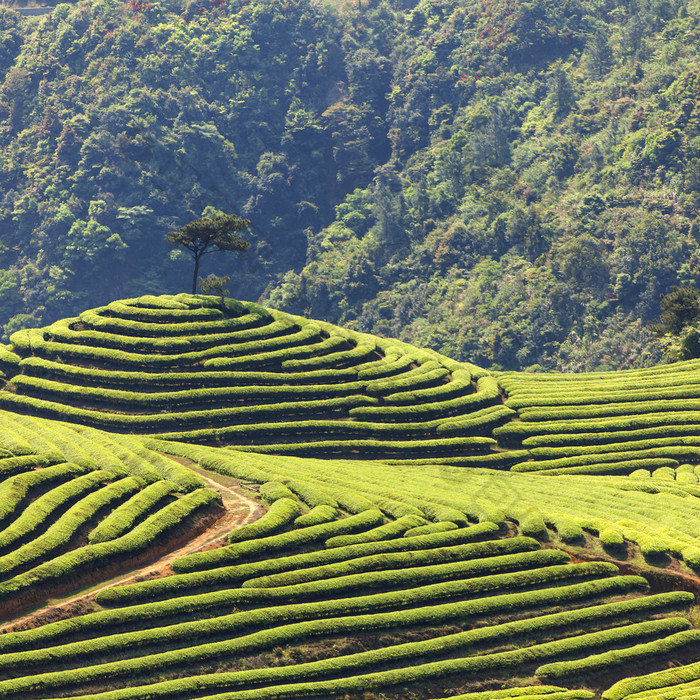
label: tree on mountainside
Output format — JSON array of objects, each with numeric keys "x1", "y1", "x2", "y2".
[
  {"x1": 649, "y1": 285, "x2": 700, "y2": 336},
  {"x1": 167, "y1": 215, "x2": 250, "y2": 294},
  {"x1": 648, "y1": 286, "x2": 700, "y2": 360}
]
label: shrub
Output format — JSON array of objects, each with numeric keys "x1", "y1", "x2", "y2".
[
  {"x1": 284, "y1": 480, "x2": 338, "y2": 508},
  {"x1": 241, "y1": 541, "x2": 566, "y2": 590},
  {"x1": 79, "y1": 309, "x2": 263, "y2": 337},
  {"x1": 518, "y1": 512, "x2": 549, "y2": 539},
  {"x1": 228, "y1": 498, "x2": 301, "y2": 543},
  {"x1": 0, "y1": 454, "x2": 52, "y2": 477},
  {"x1": 281, "y1": 343, "x2": 377, "y2": 370},
  {"x1": 652, "y1": 466, "x2": 676, "y2": 481},
  {"x1": 599, "y1": 529, "x2": 625, "y2": 547},
  {"x1": 27, "y1": 577, "x2": 678, "y2": 661},
  {"x1": 356, "y1": 354, "x2": 414, "y2": 379},
  {"x1": 536, "y1": 627, "x2": 698, "y2": 681},
  {"x1": 0, "y1": 462, "x2": 87, "y2": 523},
  {"x1": 350, "y1": 376, "x2": 500, "y2": 422},
  {"x1": 602, "y1": 659, "x2": 700, "y2": 699},
  {"x1": 259, "y1": 481, "x2": 296, "y2": 503},
  {"x1": 552, "y1": 518, "x2": 584, "y2": 543},
  {"x1": 432, "y1": 688, "x2": 591, "y2": 700},
  {"x1": 383, "y1": 368, "x2": 473, "y2": 405},
  {"x1": 640, "y1": 537, "x2": 669, "y2": 558},
  {"x1": 2, "y1": 470, "x2": 123, "y2": 550},
  {"x1": 96, "y1": 522, "x2": 504, "y2": 605},
  {"x1": 677, "y1": 464, "x2": 699, "y2": 484},
  {"x1": 203, "y1": 335, "x2": 347, "y2": 370},
  {"x1": 683, "y1": 546, "x2": 700, "y2": 570},
  {"x1": 105, "y1": 300, "x2": 223, "y2": 321},
  {"x1": 89, "y1": 481, "x2": 178, "y2": 543},
  {"x1": 294, "y1": 505, "x2": 338, "y2": 527},
  {"x1": 13, "y1": 580, "x2": 662, "y2": 700},
  {"x1": 0, "y1": 474, "x2": 138, "y2": 578},
  {"x1": 403, "y1": 521, "x2": 459, "y2": 537},
  {"x1": 365, "y1": 362, "x2": 445, "y2": 394},
  {"x1": 172, "y1": 509, "x2": 385, "y2": 572},
  {"x1": 325, "y1": 514, "x2": 426, "y2": 547},
  {"x1": 0, "y1": 488, "x2": 221, "y2": 602}
]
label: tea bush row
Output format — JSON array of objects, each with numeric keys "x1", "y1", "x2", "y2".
[
  {"x1": 227, "y1": 498, "x2": 301, "y2": 543},
  {"x1": 0, "y1": 462, "x2": 88, "y2": 523},
  {"x1": 94, "y1": 524, "x2": 515, "y2": 605},
  {"x1": 172, "y1": 509, "x2": 386, "y2": 572},
  {"x1": 0, "y1": 469, "x2": 120, "y2": 550},
  {"x1": 46, "y1": 317, "x2": 298, "y2": 354},
  {"x1": 88, "y1": 481, "x2": 179, "y2": 543},
  {"x1": 0, "y1": 487, "x2": 221, "y2": 602},
  {"x1": 0, "y1": 474, "x2": 138, "y2": 577},
  {"x1": 13, "y1": 604, "x2": 674, "y2": 700},
  {"x1": 8, "y1": 570, "x2": 661, "y2": 661}
]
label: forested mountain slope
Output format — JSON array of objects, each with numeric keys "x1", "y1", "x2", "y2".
[{"x1": 4, "y1": 0, "x2": 700, "y2": 369}]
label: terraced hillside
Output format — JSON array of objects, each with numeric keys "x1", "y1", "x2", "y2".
[
  {"x1": 0, "y1": 523, "x2": 691, "y2": 699},
  {"x1": 2, "y1": 437, "x2": 700, "y2": 699},
  {"x1": 0, "y1": 413, "x2": 225, "y2": 618},
  {"x1": 5, "y1": 294, "x2": 700, "y2": 698},
  {"x1": 0, "y1": 294, "x2": 513, "y2": 464},
  {"x1": 497, "y1": 363, "x2": 700, "y2": 475},
  {"x1": 146, "y1": 443, "x2": 700, "y2": 572}
]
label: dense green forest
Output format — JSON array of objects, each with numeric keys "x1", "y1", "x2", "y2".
[{"x1": 3, "y1": 0, "x2": 700, "y2": 370}]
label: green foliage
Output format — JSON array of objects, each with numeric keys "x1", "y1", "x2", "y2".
[
  {"x1": 2, "y1": 470, "x2": 124, "y2": 550},
  {"x1": 88, "y1": 481, "x2": 178, "y2": 543},
  {"x1": 2, "y1": 0, "x2": 700, "y2": 369},
  {"x1": 22, "y1": 582, "x2": 687, "y2": 666},
  {"x1": 96, "y1": 521, "x2": 503, "y2": 604},
  {"x1": 6, "y1": 580, "x2": 665, "y2": 699},
  {"x1": 8, "y1": 281, "x2": 700, "y2": 700},
  {"x1": 172, "y1": 509, "x2": 385, "y2": 572},
  {"x1": 325, "y1": 514, "x2": 426, "y2": 548},
  {"x1": 0, "y1": 462, "x2": 87, "y2": 523},
  {"x1": 599, "y1": 528, "x2": 625, "y2": 547},
  {"x1": 650, "y1": 285, "x2": 700, "y2": 336},
  {"x1": 0, "y1": 474, "x2": 138, "y2": 578},
  {"x1": 602, "y1": 656, "x2": 700, "y2": 699},
  {"x1": 536, "y1": 627, "x2": 698, "y2": 681},
  {"x1": 166, "y1": 214, "x2": 249, "y2": 294},
  {"x1": 258, "y1": 481, "x2": 296, "y2": 504},
  {"x1": 0, "y1": 485, "x2": 221, "y2": 604},
  {"x1": 0, "y1": 295, "x2": 514, "y2": 465},
  {"x1": 241, "y1": 541, "x2": 563, "y2": 589},
  {"x1": 284, "y1": 480, "x2": 338, "y2": 509},
  {"x1": 199, "y1": 275, "x2": 231, "y2": 306},
  {"x1": 294, "y1": 504, "x2": 338, "y2": 527},
  {"x1": 432, "y1": 688, "x2": 589, "y2": 700},
  {"x1": 404, "y1": 521, "x2": 459, "y2": 537},
  {"x1": 227, "y1": 498, "x2": 301, "y2": 543}
]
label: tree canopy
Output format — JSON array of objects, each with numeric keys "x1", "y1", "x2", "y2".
[
  {"x1": 649, "y1": 286, "x2": 700, "y2": 337},
  {"x1": 3, "y1": 0, "x2": 700, "y2": 368},
  {"x1": 166, "y1": 215, "x2": 250, "y2": 294},
  {"x1": 199, "y1": 273, "x2": 231, "y2": 306}
]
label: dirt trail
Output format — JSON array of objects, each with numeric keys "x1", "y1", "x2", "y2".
[{"x1": 0, "y1": 468, "x2": 263, "y2": 633}]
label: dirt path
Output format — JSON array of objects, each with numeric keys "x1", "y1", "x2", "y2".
[{"x1": 0, "y1": 467, "x2": 263, "y2": 633}]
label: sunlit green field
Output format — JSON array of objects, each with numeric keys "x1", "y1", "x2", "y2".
[{"x1": 1, "y1": 294, "x2": 700, "y2": 698}]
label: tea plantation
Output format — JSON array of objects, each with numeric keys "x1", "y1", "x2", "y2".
[{"x1": 2, "y1": 294, "x2": 700, "y2": 698}]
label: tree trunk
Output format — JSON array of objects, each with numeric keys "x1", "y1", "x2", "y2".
[{"x1": 192, "y1": 255, "x2": 200, "y2": 294}]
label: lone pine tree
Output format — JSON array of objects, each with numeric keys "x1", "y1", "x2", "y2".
[{"x1": 167, "y1": 214, "x2": 250, "y2": 294}]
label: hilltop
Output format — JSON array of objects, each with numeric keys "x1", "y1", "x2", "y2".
[{"x1": 0, "y1": 295, "x2": 699, "y2": 697}]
